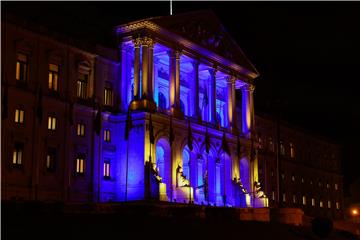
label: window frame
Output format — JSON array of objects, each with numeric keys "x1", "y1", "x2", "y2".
[
  {"x1": 46, "y1": 148, "x2": 57, "y2": 172},
  {"x1": 16, "y1": 53, "x2": 28, "y2": 82},
  {"x1": 48, "y1": 63, "x2": 59, "y2": 92},
  {"x1": 75, "y1": 154, "x2": 85, "y2": 175},
  {"x1": 13, "y1": 142, "x2": 24, "y2": 167},
  {"x1": 14, "y1": 108, "x2": 25, "y2": 124},
  {"x1": 77, "y1": 73, "x2": 88, "y2": 99},
  {"x1": 48, "y1": 115, "x2": 57, "y2": 131}
]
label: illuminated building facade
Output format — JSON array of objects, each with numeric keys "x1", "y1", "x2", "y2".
[
  {"x1": 2, "y1": 11, "x2": 267, "y2": 208},
  {"x1": 2, "y1": 11, "x2": 343, "y2": 218}
]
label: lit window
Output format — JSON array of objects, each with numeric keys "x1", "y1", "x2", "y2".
[
  {"x1": 326, "y1": 183, "x2": 330, "y2": 189},
  {"x1": 290, "y1": 142, "x2": 295, "y2": 158},
  {"x1": 302, "y1": 196, "x2": 306, "y2": 205},
  {"x1": 77, "y1": 123, "x2": 85, "y2": 137},
  {"x1": 272, "y1": 191, "x2": 275, "y2": 201},
  {"x1": 77, "y1": 73, "x2": 88, "y2": 99},
  {"x1": 14, "y1": 109, "x2": 25, "y2": 124},
  {"x1": 104, "y1": 87, "x2": 113, "y2": 106},
  {"x1": 310, "y1": 179, "x2": 313, "y2": 185},
  {"x1": 269, "y1": 138, "x2": 274, "y2": 152},
  {"x1": 104, "y1": 129, "x2": 111, "y2": 142},
  {"x1": 320, "y1": 200, "x2": 323, "y2": 208},
  {"x1": 282, "y1": 192, "x2": 286, "y2": 202},
  {"x1": 291, "y1": 175, "x2": 295, "y2": 182},
  {"x1": 46, "y1": 148, "x2": 56, "y2": 172},
  {"x1": 301, "y1": 177, "x2": 304, "y2": 183},
  {"x1": 328, "y1": 201, "x2": 331, "y2": 209},
  {"x1": 335, "y1": 183, "x2": 338, "y2": 190},
  {"x1": 48, "y1": 64, "x2": 59, "y2": 91},
  {"x1": 293, "y1": 194, "x2": 296, "y2": 204},
  {"x1": 280, "y1": 141, "x2": 285, "y2": 155},
  {"x1": 312, "y1": 198, "x2": 315, "y2": 207},
  {"x1": 16, "y1": 53, "x2": 28, "y2": 82},
  {"x1": 281, "y1": 172, "x2": 285, "y2": 180},
  {"x1": 76, "y1": 155, "x2": 85, "y2": 174},
  {"x1": 13, "y1": 143, "x2": 24, "y2": 166},
  {"x1": 103, "y1": 160, "x2": 110, "y2": 178},
  {"x1": 318, "y1": 181, "x2": 322, "y2": 187},
  {"x1": 336, "y1": 202, "x2": 340, "y2": 210},
  {"x1": 48, "y1": 116, "x2": 57, "y2": 130}
]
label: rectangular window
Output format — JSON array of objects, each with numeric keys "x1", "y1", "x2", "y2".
[
  {"x1": 14, "y1": 109, "x2": 25, "y2": 124},
  {"x1": 282, "y1": 193, "x2": 286, "y2": 202},
  {"x1": 103, "y1": 160, "x2": 110, "y2": 178},
  {"x1": 328, "y1": 200, "x2": 331, "y2": 208},
  {"x1": 13, "y1": 143, "x2": 24, "y2": 166},
  {"x1": 77, "y1": 73, "x2": 88, "y2": 99},
  {"x1": 291, "y1": 175, "x2": 295, "y2": 182},
  {"x1": 104, "y1": 87, "x2": 113, "y2": 106},
  {"x1": 48, "y1": 116, "x2": 57, "y2": 130},
  {"x1": 320, "y1": 200, "x2": 324, "y2": 208},
  {"x1": 269, "y1": 138, "x2": 274, "y2": 152},
  {"x1": 77, "y1": 123, "x2": 86, "y2": 137},
  {"x1": 46, "y1": 148, "x2": 56, "y2": 172},
  {"x1": 272, "y1": 191, "x2": 275, "y2": 201},
  {"x1": 76, "y1": 155, "x2": 85, "y2": 174},
  {"x1": 302, "y1": 196, "x2": 306, "y2": 205},
  {"x1": 312, "y1": 198, "x2": 315, "y2": 207},
  {"x1": 280, "y1": 141, "x2": 285, "y2": 155},
  {"x1": 16, "y1": 53, "x2": 28, "y2": 82},
  {"x1": 293, "y1": 194, "x2": 296, "y2": 204},
  {"x1": 104, "y1": 129, "x2": 111, "y2": 142},
  {"x1": 48, "y1": 63, "x2": 59, "y2": 91},
  {"x1": 290, "y1": 143, "x2": 295, "y2": 158},
  {"x1": 336, "y1": 202, "x2": 340, "y2": 210},
  {"x1": 335, "y1": 183, "x2": 338, "y2": 190}
]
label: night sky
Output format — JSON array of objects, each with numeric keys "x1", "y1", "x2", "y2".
[{"x1": 3, "y1": 2, "x2": 360, "y2": 192}]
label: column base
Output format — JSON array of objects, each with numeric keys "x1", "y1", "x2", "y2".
[
  {"x1": 129, "y1": 99, "x2": 157, "y2": 113},
  {"x1": 169, "y1": 107, "x2": 184, "y2": 119}
]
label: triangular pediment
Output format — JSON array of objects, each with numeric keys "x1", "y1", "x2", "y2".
[{"x1": 150, "y1": 10, "x2": 258, "y2": 76}]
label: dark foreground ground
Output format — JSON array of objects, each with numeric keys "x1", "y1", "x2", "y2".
[{"x1": 2, "y1": 202, "x2": 358, "y2": 240}]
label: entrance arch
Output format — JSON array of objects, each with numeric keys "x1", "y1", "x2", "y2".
[{"x1": 155, "y1": 138, "x2": 171, "y2": 198}]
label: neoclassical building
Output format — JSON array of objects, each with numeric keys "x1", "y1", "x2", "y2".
[{"x1": 1, "y1": 10, "x2": 266, "y2": 208}]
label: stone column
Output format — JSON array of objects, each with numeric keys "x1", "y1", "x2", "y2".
[
  {"x1": 133, "y1": 38, "x2": 141, "y2": 100},
  {"x1": 147, "y1": 38, "x2": 154, "y2": 101},
  {"x1": 175, "y1": 50, "x2": 181, "y2": 109},
  {"x1": 168, "y1": 50, "x2": 176, "y2": 109},
  {"x1": 154, "y1": 57, "x2": 159, "y2": 106},
  {"x1": 191, "y1": 60, "x2": 200, "y2": 119},
  {"x1": 141, "y1": 37, "x2": 149, "y2": 99},
  {"x1": 241, "y1": 84, "x2": 255, "y2": 137},
  {"x1": 208, "y1": 67, "x2": 217, "y2": 124},
  {"x1": 226, "y1": 75, "x2": 237, "y2": 131}
]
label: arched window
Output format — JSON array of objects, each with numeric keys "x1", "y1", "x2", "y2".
[
  {"x1": 216, "y1": 112, "x2": 221, "y2": 126},
  {"x1": 180, "y1": 99, "x2": 185, "y2": 114},
  {"x1": 159, "y1": 92, "x2": 166, "y2": 111},
  {"x1": 182, "y1": 146, "x2": 190, "y2": 180}
]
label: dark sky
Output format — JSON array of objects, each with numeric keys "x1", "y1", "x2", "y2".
[{"x1": 3, "y1": 1, "x2": 360, "y2": 191}]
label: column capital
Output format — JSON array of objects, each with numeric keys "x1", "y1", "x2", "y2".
[
  {"x1": 225, "y1": 75, "x2": 236, "y2": 84},
  {"x1": 241, "y1": 84, "x2": 255, "y2": 92},
  {"x1": 132, "y1": 37, "x2": 142, "y2": 48},
  {"x1": 141, "y1": 36, "x2": 155, "y2": 48}
]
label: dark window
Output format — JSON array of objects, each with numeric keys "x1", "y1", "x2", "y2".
[
  {"x1": 180, "y1": 100, "x2": 185, "y2": 114},
  {"x1": 46, "y1": 148, "x2": 56, "y2": 172},
  {"x1": 159, "y1": 92, "x2": 166, "y2": 110}
]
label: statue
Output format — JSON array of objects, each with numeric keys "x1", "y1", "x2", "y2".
[
  {"x1": 176, "y1": 164, "x2": 189, "y2": 187},
  {"x1": 254, "y1": 181, "x2": 266, "y2": 198}
]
